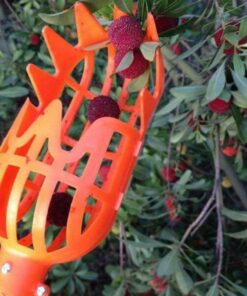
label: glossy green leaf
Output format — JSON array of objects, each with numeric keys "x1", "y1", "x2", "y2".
[
  {"x1": 157, "y1": 249, "x2": 179, "y2": 276},
  {"x1": 233, "y1": 55, "x2": 245, "y2": 77},
  {"x1": 175, "y1": 265, "x2": 194, "y2": 295},
  {"x1": 231, "y1": 70, "x2": 247, "y2": 96},
  {"x1": 114, "y1": 0, "x2": 133, "y2": 15},
  {"x1": 222, "y1": 207, "x2": 247, "y2": 222},
  {"x1": 39, "y1": 7, "x2": 75, "y2": 25},
  {"x1": 205, "y1": 62, "x2": 226, "y2": 102},
  {"x1": 170, "y1": 85, "x2": 206, "y2": 99},
  {"x1": 239, "y1": 17, "x2": 247, "y2": 39},
  {"x1": 226, "y1": 229, "x2": 247, "y2": 239},
  {"x1": 156, "y1": 97, "x2": 184, "y2": 117},
  {"x1": 206, "y1": 282, "x2": 218, "y2": 296},
  {"x1": 0, "y1": 86, "x2": 29, "y2": 98},
  {"x1": 114, "y1": 282, "x2": 126, "y2": 296},
  {"x1": 127, "y1": 69, "x2": 150, "y2": 92},
  {"x1": 231, "y1": 105, "x2": 247, "y2": 144},
  {"x1": 51, "y1": 277, "x2": 70, "y2": 293},
  {"x1": 140, "y1": 41, "x2": 161, "y2": 61},
  {"x1": 115, "y1": 51, "x2": 134, "y2": 72}
]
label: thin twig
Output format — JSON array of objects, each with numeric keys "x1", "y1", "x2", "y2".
[
  {"x1": 215, "y1": 125, "x2": 224, "y2": 283},
  {"x1": 191, "y1": 204, "x2": 216, "y2": 236},
  {"x1": 179, "y1": 190, "x2": 216, "y2": 249}
]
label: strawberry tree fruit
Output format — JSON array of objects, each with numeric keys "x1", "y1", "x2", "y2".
[
  {"x1": 162, "y1": 167, "x2": 177, "y2": 182},
  {"x1": 109, "y1": 16, "x2": 144, "y2": 51},
  {"x1": 208, "y1": 98, "x2": 231, "y2": 114},
  {"x1": 115, "y1": 49, "x2": 149, "y2": 79},
  {"x1": 87, "y1": 96, "x2": 120, "y2": 123},
  {"x1": 47, "y1": 192, "x2": 73, "y2": 227}
]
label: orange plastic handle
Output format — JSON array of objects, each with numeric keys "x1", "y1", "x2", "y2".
[{"x1": 0, "y1": 3, "x2": 164, "y2": 295}]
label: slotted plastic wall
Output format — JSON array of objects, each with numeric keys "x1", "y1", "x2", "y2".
[{"x1": 0, "y1": 3, "x2": 164, "y2": 295}]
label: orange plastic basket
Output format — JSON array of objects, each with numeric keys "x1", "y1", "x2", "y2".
[{"x1": 0, "y1": 3, "x2": 164, "y2": 295}]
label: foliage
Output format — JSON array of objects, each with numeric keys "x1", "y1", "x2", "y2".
[{"x1": 1, "y1": 0, "x2": 247, "y2": 295}]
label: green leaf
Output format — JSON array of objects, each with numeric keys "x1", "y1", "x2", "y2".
[
  {"x1": 175, "y1": 170, "x2": 192, "y2": 186},
  {"x1": 56, "y1": 0, "x2": 66, "y2": 10},
  {"x1": 208, "y1": 43, "x2": 225, "y2": 70},
  {"x1": 233, "y1": 55, "x2": 245, "y2": 77},
  {"x1": 226, "y1": 229, "x2": 247, "y2": 239},
  {"x1": 0, "y1": 86, "x2": 29, "y2": 98},
  {"x1": 156, "y1": 97, "x2": 184, "y2": 117},
  {"x1": 113, "y1": 282, "x2": 126, "y2": 296},
  {"x1": 68, "y1": 0, "x2": 112, "y2": 12},
  {"x1": 170, "y1": 127, "x2": 191, "y2": 144},
  {"x1": 231, "y1": 70, "x2": 247, "y2": 97},
  {"x1": 231, "y1": 105, "x2": 247, "y2": 144},
  {"x1": 231, "y1": 91, "x2": 247, "y2": 108},
  {"x1": 51, "y1": 277, "x2": 70, "y2": 293},
  {"x1": 239, "y1": 17, "x2": 247, "y2": 39},
  {"x1": 127, "y1": 69, "x2": 150, "y2": 92},
  {"x1": 157, "y1": 249, "x2": 179, "y2": 276},
  {"x1": 175, "y1": 265, "x2": 193, "y2": 295},
  {"x1": 39, "y1": 7, "x2": 75, "y2": 25},
  {"x1": 206, "y1": 282, "x2": 219, "y2": 296},
  {"x1": 140, "y1": 41, "x2": 161, "y2": 62},
  {"x1": 205, "y1": 62, "x2": 226, "y2": 102},
  {"x1": 77, "y1": 271, "x2": 98, "y2": 280},
  {"x1": 116, "y1": 51, "x2": 134, "y2": 72},
  {"x1": 170, "y1": 85, "x2": 206, "y2": 99},
  {"x1": 222, "y1": 207, "x2": 247, "y2": 221},
  {"x1": 114, "y1": 0, "x2": 133, "y2": 15},
  {"x1": 52, "y1": 267, "x2": 70, "y2": 277},
  {"x1": 83, "y1": 40, "x2": 110, "y2": 51}
]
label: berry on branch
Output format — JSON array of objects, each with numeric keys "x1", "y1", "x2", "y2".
[
  {"x1": 47, "y1": 192, "x2": 73, "y2": 227},
  {"x1": 115, "y1": 49, "x2": 149, "y2": 79},
  {"x1": 108, "y1": 16, "x2": 144, "y2": 51},
  {"x1": 208, "y1": 98, "x2": 231, "y2": 114},
  {"x1": 87, "y1": 96, "x2": 120, "y2": 123}
]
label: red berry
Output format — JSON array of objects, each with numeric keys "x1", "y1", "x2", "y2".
[
  {"x1": 214, "y1": 22, "x2": 247, "y2": 55},
  {"x1": 109, "y1": 16, "x2": 144, "y2": 51},
  {"x1": 154, "y1": 15, "x2": 178, "y2": 34},
  {"x1": 208, "y1": 98, "x2": 231, "y2": 114},
  {"x1": 99, "y1": 165, "x2": 110, "y2": 182},
  {"x1": 115, "y1": 49, "x2": 149, "y2": 79},
  {"x1": 170, "y1": 43, "x2": 182, "y2": 55},
  {"x1": 47, "y1": 192, "x2": 73, "y2": 227},
  {"x1": 150, "y1": 275, "x2": 167, "y2": 293},
  {"x1": 222, "y1": 146, "x2": 238, "y2": 157},
  {"x1": 162, "y1": 167, "x2": 177, "y2": 182},
  {"x1": 30, "y1": 34, "x2": 41, "y2": 46},
  {"x1": 87, "y1": 96, "x2": 120, "y2": 123}
]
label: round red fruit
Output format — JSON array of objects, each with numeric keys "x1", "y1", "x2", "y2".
[
  {"x1": 162, "y1": 167, "x2": 177, "y2": 182},
  {"x1": 99, "y1": 165, "x2": 110, "y2": 182},
  {"x1": 222, "y1": 146, "x2": 237, "y2": 157},
  {"x1": 87, "y1": 96, "x2": 120, "y2": 123},
  {"x1": 154, "y1": 15, "x2": 178, "y2": 34},
  {"x1": 208, "y1": 98, "x2": 231, "y2": 114},
  {"x1": 109, "y1": 16, "x2": 144, "y2": 51},
  {"x1": 214, "y1": 22, "x2": 247, "y2": 55},
  {"x1": 115, "y1": 49, "x2": 149, "y2": 79},
  {"x1": 30, "y1": 34, "x2": 41, "y2": 46},
  {"x1": 171, "y1": 43, "x2": 182, "y2": 55},
  {"x1": 47, "y1": 192, "x2": 73, "y2": 227}
]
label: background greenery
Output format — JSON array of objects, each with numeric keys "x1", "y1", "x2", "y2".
[{"x1": 1, "y1": 0, "x2": 247, "y2": 295}]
